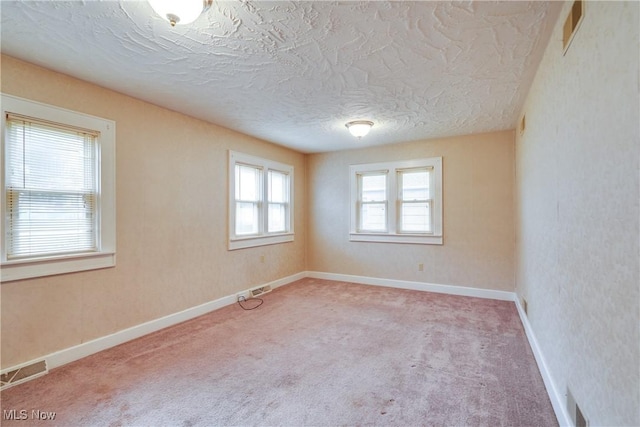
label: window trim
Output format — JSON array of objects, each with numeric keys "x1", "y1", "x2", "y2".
[
  {"x1": 228, "y1": 151, "x2": 294, "y2": 250},
  {"x1": 1, "y1": 94, "x2": 116, "y2": 282},
  {"x1": 349, "y1": 157, "x2": 443, "y2": 245}
]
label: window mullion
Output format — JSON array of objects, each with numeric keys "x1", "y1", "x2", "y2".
[
  {"x1": 388, "y1": 170, "x2": 397, "y2": 234},
  {"x1": 260, "y1": 170, "x2": 264, "y2": 235},
  {"x1": 356, "y1": 173, "x2": 363, "y2": 232},
  {"x1": 261, "y1": 168, "x2": 267, "y2": 235}
]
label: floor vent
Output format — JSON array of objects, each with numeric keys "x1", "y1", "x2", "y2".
[
  {"x1": 1, "y1": 360, "x2": 48, "y2": 390},
  {"x1": 250, "y1": 285, "x2": 272, "y2": 298}
]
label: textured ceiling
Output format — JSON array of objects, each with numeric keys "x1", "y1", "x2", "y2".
[{"x1": 0, "y1": 1, "x2": 560, "y2": 153}]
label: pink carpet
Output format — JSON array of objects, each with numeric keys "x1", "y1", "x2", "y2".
[{"x1": 1, "y1": 278, "x2": 557, "y2": 426}]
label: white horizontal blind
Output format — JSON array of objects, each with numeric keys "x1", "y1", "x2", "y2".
[{"x1": 5, "y1": 113, "x2": 99, "y2": 259}]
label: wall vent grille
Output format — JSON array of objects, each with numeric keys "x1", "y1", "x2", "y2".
[
  {"x1": 563, "y1": 0, "x2": 584, "y2": 54},
  {"x1": 567, "y1": 387, "x2": 589, "y2": 427},
  {"x1": 1, "y1": 360, "x2": 48, "y2": 390},
  {"x1": 250, "y1": 285, "x2": 272, "y2": 297}
]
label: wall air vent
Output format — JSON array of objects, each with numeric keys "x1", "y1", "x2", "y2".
[
  {"x1": 563, "y1": 0, "x2": 584, "y2": 55},
  {"x1": 250, "y1": 285, "x2": 272, "y2": 297},
  {"x1": 1, "y1": 360, "x2": 48, "y2": 390},
  {"x1": 567, "y1": 387, "x2": 589, "y2": 427}
]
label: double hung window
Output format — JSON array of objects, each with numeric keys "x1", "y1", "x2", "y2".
[
  {"x1": 357, "y1": 172, "x2": 388, "y2": 232},
  {"x1": 398, "y1": 168, "x2": 432, "y2": 233},
  {"x1": 350, "y1": 157, "x2": 443, "y2": 245},
  {"x1": 1, "y1": 94, "x2": 116, "y2": 282},
  {"x1": 229, "y1": 151, "x2": 293, "y2": 250}
]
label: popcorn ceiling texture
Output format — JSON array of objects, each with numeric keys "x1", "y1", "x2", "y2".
[
  {"x1": 515, "y1": 2, "x2": 639, "y2": 425},
  {"x1": 0, "y1": 1, "x2": 557, "y2": 152}
]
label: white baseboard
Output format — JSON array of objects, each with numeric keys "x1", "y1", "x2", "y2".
[
  {"x1": 2, "y1": 271, "x2": 306, "y2": 378},
  {"x1": 515, "y1": 297, "x2": 571, "y2": 427},
  {"x1": 46, "y1": 294, "x2": 236, "y2": 370},
  {"x1": 306, "y1": 271, "x2": 516, "y2": 301}
]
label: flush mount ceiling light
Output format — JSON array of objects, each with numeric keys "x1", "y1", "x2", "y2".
[
  {"x1": 148, "y1": 0, "x2": 213, "y2": 27},
  {"x1": 345, "y1": 120, "x2": 374, "y2": 139}
]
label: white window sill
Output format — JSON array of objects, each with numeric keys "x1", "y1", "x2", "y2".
[
  {"x1": 1, "y1": 252, "x2": 116, "y2": 282},
  {"x1": 229, "y1": 233, "x2": 294, "y2": 250},
  {"x1": 350, "y1": 233, "x2": 443, "y2": 245}
]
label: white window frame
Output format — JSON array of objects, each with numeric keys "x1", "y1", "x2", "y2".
[
  {"x1": 1, "y1": 94, "x2": 116, "y2": 282},
  {"x1": 228, "y1": 151, "x2": 294, "y2": 250},
  {"x1": 349, "y1": 157, "x2": 443, "y2": 245}
]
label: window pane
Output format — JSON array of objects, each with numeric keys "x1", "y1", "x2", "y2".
[
  {"x1": 235, "y1": 164, "x2": 260, "y2": 201},
  {"x1": 235, "y1": 202, "x2": 259, "y2": 235},
  {"x1": 400, "y1": 170, "x2": 429, "y2": 200},
  {"x1": 361, "y1": 174, "x2": 386, "y2": 202},
  {"x1": 360, "y1": 203, "x2": 386, "y2": 231},
  {"x1": 6, "y1": 120, "x2": 96, "y2": 192},
  {"x1": 400, "y1": 202, "x2": 431, "y2": 233},
  {"x1": 268, "y1": 170, "x2": 287, "y2": 203},
  {"x1": 8, "y1": 190, "x2": 96, "y2": 258},
  {"x1": 268, "y1": 203, "x2": 286, "y2": 233},
  {"x1": 5, "y1": 117, "x2": 98, "y2": 259}
]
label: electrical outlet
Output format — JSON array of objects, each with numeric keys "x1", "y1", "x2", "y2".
[
  {"x1": 260, "y1": 255, "x2": 265, "y2": 263},
  {"x1": 236, "y1": 293, "x2": 247, "y2": 302},
  {"x1": 418, "y1": 263, "x2": 424, "y2": 272}
]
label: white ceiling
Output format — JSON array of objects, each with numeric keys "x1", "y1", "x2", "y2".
[{"x1": 0, "y1": 1, "x2": 560, "y2": 153}]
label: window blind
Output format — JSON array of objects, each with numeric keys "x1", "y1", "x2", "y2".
[{"x1": 5, "y1": 113, "x2": 99, "y2": 259}]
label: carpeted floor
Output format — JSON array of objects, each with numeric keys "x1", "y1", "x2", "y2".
[{"x1": 1, "y1": 278, "x2": 557, "y2": 426}]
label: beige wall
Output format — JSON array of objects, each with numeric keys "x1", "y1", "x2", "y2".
[
  {"x1": 515, "y1": 2, "x2": 639, "y2": 425},
  {"x1": 4, "y1": 5, "x2": 637, "y2": 424},
  {"x1": 307, "y1": 131, "x2": 515, "y2": 291},
  {"x1": 0, "y1": 55, "x2": 307, "y2": 368}
]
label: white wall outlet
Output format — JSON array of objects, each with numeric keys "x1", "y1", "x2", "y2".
[{"x1": 418, "y1": 263, "x2": 424, "y2": 272}]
